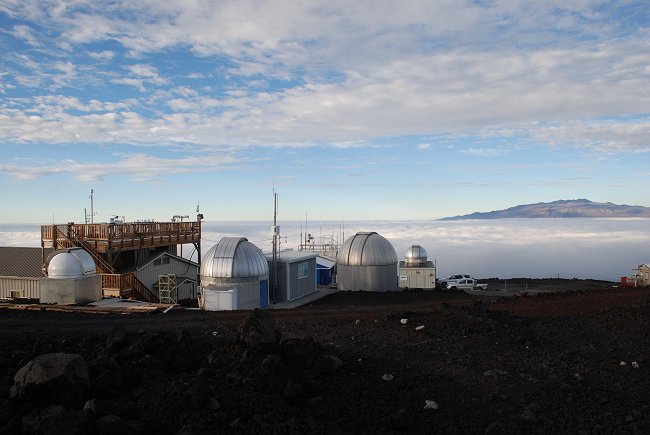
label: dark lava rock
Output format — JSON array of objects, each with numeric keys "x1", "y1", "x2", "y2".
[
  {"x1": 283, "y1": 380, "x2": 306, "y2": 404},
  {"x1": 91, "y1": 369, "x2": 123, "y2": 399},
  {"x1": 314, "y1": 354, "x2": 344, "y2": 375},
  {"x1": 94, "y1": 414, "x2": 140, "y2": 435},
  {"x1": 239, "y1": 309, "x2": 281, "y2": 352},
  {"x1": 105, "y1": 325, "x2": 128, "y2": 352},
  {"x1": 281, "y1": 337, "x2": 322, "y2": 369},
  {"x1": 21, "y1": 405, "x2": 93, "y2": 435},
  {"x1": 10, "y1": 353, "x2": 89, "y2": 410},
  {"x1": 84, "y1": 398, "x2": 137, "y2": 420}
]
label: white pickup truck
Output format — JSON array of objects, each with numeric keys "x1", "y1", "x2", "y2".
[
  {"x1": 439, "y1": 274, "x2": 471, "y2": 288},
  {"x1": 445, "y1": 277, "x2": 488, "y2": 291}
]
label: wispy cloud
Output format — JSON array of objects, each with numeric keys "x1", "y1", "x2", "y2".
[
  {"x1": 0, "y1": 152, "x2": 240, "y2": 182},
  {"x1": 460, "y1": 147, "x2": 508, "y2": 157},
  {"x1": 10, "y1": 24, "x2": 40, "y2": 47},
  {"x1": 88, "y1": 50, "x2": 115, "y2": 60}
]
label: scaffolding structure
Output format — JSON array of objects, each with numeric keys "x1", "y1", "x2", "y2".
[{"x1": 158, "y1": 274, "x2": 177, "y2": 304}]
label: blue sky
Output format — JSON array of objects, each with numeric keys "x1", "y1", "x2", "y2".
[{"x1": 0, "y1": 0, "x2": 649, "y2": 224}]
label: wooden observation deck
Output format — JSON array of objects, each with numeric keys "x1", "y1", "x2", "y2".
[
  {"x1": 41, "y1": 221, "x2": 201, "y2": 302},
  {"x1": 41, "y1": 221, "x2": 201, "y2": 253}
]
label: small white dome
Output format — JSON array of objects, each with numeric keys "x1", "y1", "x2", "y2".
[
  {"x1": 405, "y1": 245, "x2": 428, "y2": 265},
  {"x1": 48, "y1": 248, "x2": 96, "y2": 279}
]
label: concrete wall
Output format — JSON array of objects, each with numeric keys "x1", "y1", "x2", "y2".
[
  {"x1": 0, "y1": 277, "x2": 40, "y2": 299},
  {"x1": 39, "y1": 275, "x2": 102, "y2": 305},
  {"x1": 337, "y1": 264, "x2": 398, "y2": 292}
]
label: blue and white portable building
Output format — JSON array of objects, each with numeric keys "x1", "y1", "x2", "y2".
[{"x1": 265, "y1": 250, "x2": 318, "y2": 302}]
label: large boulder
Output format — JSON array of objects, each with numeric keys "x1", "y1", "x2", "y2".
[
  {"x1": 239, "y1": 309, "x2": 281, "y2": 353},
  {"x1": 10, "y1": 353, "x2": 90, "y2": 409}
]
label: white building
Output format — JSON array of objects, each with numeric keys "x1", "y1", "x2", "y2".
[
  {"x1": 634, "y1": 264, "x2": 650, "y2": 287},
  {"x1": 40, "y1": 248, "x2": 102, "y2": 305}
]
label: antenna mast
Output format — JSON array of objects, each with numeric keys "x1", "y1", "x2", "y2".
[
  {"x1": 272, "y1": 191, "x2": 279, "y2": 303},
  {"x1": 90, "y1": 189, "x2": 95, "y2": 224}
]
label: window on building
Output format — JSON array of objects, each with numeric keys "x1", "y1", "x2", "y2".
[
  {"x1": 298, "y1": 262, "x2": 309, "y2": 279},
  {"x1": 154, "y1": 256, "x2": 170, "y2": 267}
]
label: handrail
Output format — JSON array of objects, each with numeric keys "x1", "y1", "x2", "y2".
[
  {"x1": 66, "y1": 226, "x2": 116, "y2": 273},
  {"x1": 53, "y1": 226, "x2": 116, "y2": 274},
  {"x1": 101, "y1": 273, "x2": 160, "y2": 302},
  {"x1": 43, "y1": 222, "x2": 200, "y2": 242},
  {"x1": 128, "y1": 273, "x2": 160, "y2": 303}
]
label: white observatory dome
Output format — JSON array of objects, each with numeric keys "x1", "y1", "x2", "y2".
[
  {"x1": 47, "y1": 248, "x2": 97, "y2": 279},
  {"x1": 405, "y1": 245, "x2": 428, "y2": 265},
  {"x1": 201, "y1": 237, "x2": 269, "y2": 279}
]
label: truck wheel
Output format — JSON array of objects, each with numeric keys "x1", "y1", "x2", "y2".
[{"x1": 449, "y1": 286, "x2": 456, "y2": 291}]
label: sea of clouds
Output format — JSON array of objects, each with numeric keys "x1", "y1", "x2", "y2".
[{"x1": 2, "y1": 219, "x2": 648, "y2": 281}]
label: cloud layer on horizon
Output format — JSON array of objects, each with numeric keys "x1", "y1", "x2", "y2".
[{"x1": 3, "y1": 219, "x2": 646, "y2": 281}]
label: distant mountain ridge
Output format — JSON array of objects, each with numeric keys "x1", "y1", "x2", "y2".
[{"x1": 439, "y1": 199, "x2": 650, "y2": 220}]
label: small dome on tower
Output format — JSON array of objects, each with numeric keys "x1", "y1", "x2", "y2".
[{"x1": 405, "y1": 245, "x2": 428, "y2": 265}]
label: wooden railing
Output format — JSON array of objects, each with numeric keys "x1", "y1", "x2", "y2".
[
  {"x1": 101, "y1": 274, "x2": 124, "y2": 291},
  {"x1": 42, "y1": 221, "x2": 201, "y2": 253},
  {"x1": 100, "y1": 272, "x2": 160, "y2": 303},
  {"x1": 131, "y1": 273, "x2": 160, "y2": 303},
  {"x1": 56, "y1": 226, "x2": 116, "y2": 274}
]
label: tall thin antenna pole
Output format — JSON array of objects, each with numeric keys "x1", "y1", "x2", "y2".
[
  {"x1": 90, "y1": 189, "x2": 94, "y2": 224},
  {"x1": 272, "y1": 191, "x2": 278, "y2": 302}
]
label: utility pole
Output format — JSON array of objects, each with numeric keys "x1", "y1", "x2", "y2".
[
  {"x1": 90, "y1": 189, "x2": 95, "y2": 224},
  {"x1": 272, "y1": 191, "x2": 279, "y2": 303}
]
